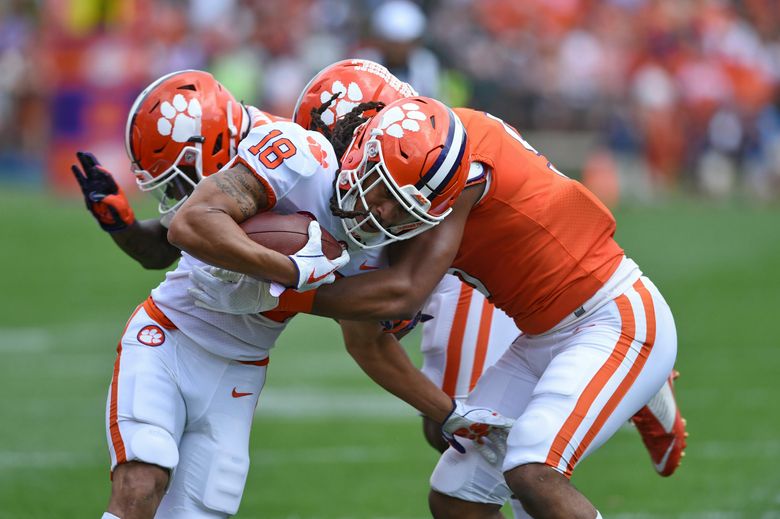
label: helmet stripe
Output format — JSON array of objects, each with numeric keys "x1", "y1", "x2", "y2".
[{"x1": 416, "y1": 108, "x2": 467, "y2": 200}]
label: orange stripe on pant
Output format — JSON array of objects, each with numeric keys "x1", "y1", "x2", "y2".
[
  {"x1": 109, "y1": 296, "x2": 178, "y2": 469},
  {"x1": 238, "y1": 358, "x2": 270, "y2": 366},
  {"x1": 545, "y1": 292, "x2": 637, "y2": 475},
  {"x1": 442, "y1": 284, "x2": 474, "y2": 398},
  {"x1": 109, "y1": 303, "x2": 146, "y2": 467},
  {"x1": 564, "y1": 279, "x2": 657, "y2": 476},
  {"x1": 468, "y1": 300, "x2": 494, "y2": 392}
]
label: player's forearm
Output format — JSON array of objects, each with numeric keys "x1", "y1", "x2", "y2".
[
  {"x1": 312, "y1": 272, "x2": 424, "y2": 320},
  {"x1": 310, "y1": 194, "x2": 473, "y2": 320},
  {"x1": 343, "y1": 324, "x2": 452, "y2": 422},
  {"x1": 167, "y1": 167, "x2": 298, "y2": 286},
  {"x1": 168, "y1": 209, "x2": 298, "y2": 286},
  {"x1": 110, "y1": 219, "x2": 181, "y2": 269}
]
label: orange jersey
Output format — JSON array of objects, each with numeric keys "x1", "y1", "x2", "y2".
[{"x1": 451, "y1": 108, "x2": 624, "y2": 334}]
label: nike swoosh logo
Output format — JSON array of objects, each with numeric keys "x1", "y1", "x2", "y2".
[
  {"x1": 359, "y1": 261, "x2": 380, "y2": 271},
  {"x1": 232, "y1": 387, "x2": 253, "y2": 398},
  {"x1": 307, "y1": 267, "x2": 336, "y2": 284},
  {"x1": 653, "y1": 438, "x2": 676, "y2": 472}
]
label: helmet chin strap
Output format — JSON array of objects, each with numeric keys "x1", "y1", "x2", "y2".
[
  {"x1": 227, "y1": 101, "x2": 251, "y2": 159},
  {"x1": 238, "y1": 102, "x2": 251, "y2": 139}
]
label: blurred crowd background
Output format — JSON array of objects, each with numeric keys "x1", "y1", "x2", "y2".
[{"x1": 2, "y1": 0, "x2": 780, "y2": 204}]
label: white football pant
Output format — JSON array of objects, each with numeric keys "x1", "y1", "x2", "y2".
[
  {"x1": 106, "y1": 305, "x2": 268, "y2": 518},
  {"x1": 431, "y1": 267, "x2": 677, "y2": 505}
]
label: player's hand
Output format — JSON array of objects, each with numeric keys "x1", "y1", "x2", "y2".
[
  {"x1": 441, "y1": 400, "x2": 514, "y2": 464},
  {"x1": 188, "y1": 266, "x2": 279, "y2": 314},
  {"x1": 380, "y1": 312, "x2": 433, "y2": 335},
  {"x1": 289, "y1": 221, "x2": 349, "y2": 291},
  {"x1": 71, "y1": 151, "x2": 135, "y2": 233}
]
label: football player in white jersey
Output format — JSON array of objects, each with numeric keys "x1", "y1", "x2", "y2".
[
  {"x1": 70, "y1": 70, "x2": 290, "y2": 519},
  {"x1": 71, "y1": 70, "x2": 286, "y2": 271},
  {"x1": 79, "y1": 70, "x2": 511, "y2": 519}
]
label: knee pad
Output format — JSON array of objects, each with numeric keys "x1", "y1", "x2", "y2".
[
  {"x1": 503, "y1": 408, "x2": 557, "y2": 473},
  {"x1": 200, "y1": 450, "x2": 250, "y2": 515},
  {"x1": 430, "y1": 445, "x2": 511, "y2": 506},
  {"x1": 128, "y1": 424, "x2": 179, "y2": 469}
]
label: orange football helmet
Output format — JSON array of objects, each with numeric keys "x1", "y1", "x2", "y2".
[
  {"x1": 125, "y1": 70, "x2": 249, "y2": 219},
  {"x1": 293, "y1": 59, "x2": 417, "y2": 132},
  {"x1": 336, "y1": 96, "x2": 470, "y2": 249}
]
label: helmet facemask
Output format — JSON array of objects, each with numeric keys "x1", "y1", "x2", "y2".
[
  {"x1": 128, "y1": 82, "x2": 246, "y2": 222},
  {"x1": 133, "y1": 142, "x2": 204, "y2": 218},
  {"x1": 336, "y1": 128, "x2": 449, "y2": 249}
]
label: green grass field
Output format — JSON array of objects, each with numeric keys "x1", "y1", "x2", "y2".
[{"x1": 1, "y1": 186, "x2": 779, "y2": 518}]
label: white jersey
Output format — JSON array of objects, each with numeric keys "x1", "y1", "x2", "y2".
[{"x1": 151, "y1": 121, "x2": 388, "y2": 360}]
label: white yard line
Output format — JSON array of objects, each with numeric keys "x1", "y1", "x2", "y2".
[
  {"x1": 251, "y1": 445, "x2": 405, "y2": 465},
  {"x1": 611, "y1": 514, "x2": 743, "y2": 519},
  {"x1": 0, "y1": 328, "x2": 52, "y2": 352},
  {"x1": 255, "y1": 388, "x2": 415, "y2": 419},
  {"x1": 0, "y1": 451, "x2": 85, "y2": 469}
]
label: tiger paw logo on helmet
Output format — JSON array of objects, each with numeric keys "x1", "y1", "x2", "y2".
[
  {"x1": 320, "y1": 81, "x2": 364, "y2": 126},
  {"x1": 157, "y1": 94, "x2": 202, "y2": 142},
  {"x1": 378, "y1": 102, "x2": 426, "y2": 138}
]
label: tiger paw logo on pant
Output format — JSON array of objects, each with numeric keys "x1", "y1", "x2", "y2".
[{"x1": 157, "y1": 94, "x2": 202, "y2": 142}]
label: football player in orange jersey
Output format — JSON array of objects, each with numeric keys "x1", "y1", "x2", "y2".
[
  {"x1": 292, "y1": 58, "x2": 687, "y2": 479},
  {"x1": 288, "y1": 57, "x2": 531, "y2": 517},
  {"x1": 243, "y1": 95, "x2": 686, "y2": 518}
]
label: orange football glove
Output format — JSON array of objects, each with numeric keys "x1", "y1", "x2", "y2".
[{"x1": 71, "y1": 151, "x2": 135, "y2": 233}]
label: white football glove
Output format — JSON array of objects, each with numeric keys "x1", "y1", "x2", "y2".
[
  {"x1": 289, "y1": 221, "x2": 349, "y2": 291},
  {"x1": 188, "y1": 266, "x2": 279, "y2": 314},
  {"x1": 441, "y1": 400, "x2": 515, "y2": 464}
]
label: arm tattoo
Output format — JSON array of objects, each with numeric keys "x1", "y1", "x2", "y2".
[{"x1": 212, "y1": 164, "x2": 267, "y2": 220}]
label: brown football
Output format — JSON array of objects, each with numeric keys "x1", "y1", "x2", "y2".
[{"x1": 239, "y1": 212, "x2": 344, "y2": 259}]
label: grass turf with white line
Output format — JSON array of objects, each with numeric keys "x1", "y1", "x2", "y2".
[{"x1": 1, "y1": 187, "x2": 779, "y2": 517}]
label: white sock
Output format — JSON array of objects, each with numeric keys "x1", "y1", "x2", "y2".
[
  {"x1": 102, "y1": 513, "x2": 121, "y2": 519},
  {"x1": 595, "y1": 511, "x2": 603, "y2": 519}
]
